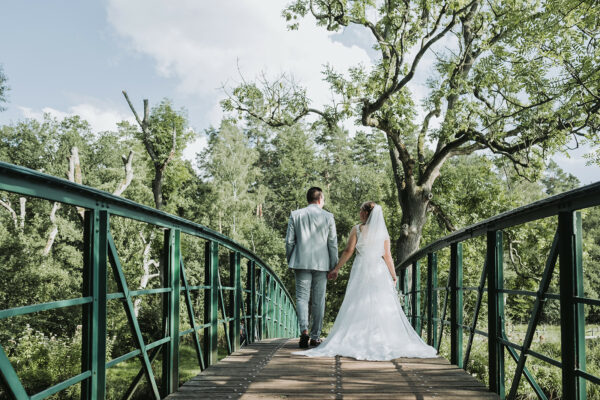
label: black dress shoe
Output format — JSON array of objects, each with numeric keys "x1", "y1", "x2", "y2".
[
  {"x1": 310, "y1": 338, "x2": 322, "y2": 347},
  {"x1": 299, "y1": 333, "x2": 310, "y2": 348}
]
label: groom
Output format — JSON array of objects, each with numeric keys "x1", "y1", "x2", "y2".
[{"x1": 285, "y1": 187, "x2": 338, "y2": 348}]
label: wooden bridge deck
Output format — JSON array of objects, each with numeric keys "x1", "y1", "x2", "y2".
[{"x1": 166, "y1": 338, "x2": 498, "y2": 399}]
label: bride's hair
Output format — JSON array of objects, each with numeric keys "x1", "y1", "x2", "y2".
[{"x1": 360, "y1": 201, "x2": 376, "y2": 218}]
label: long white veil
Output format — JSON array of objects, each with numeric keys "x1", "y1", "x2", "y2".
[{"x1": 357, "y1": 204, "x2": 389, "y2": 257}]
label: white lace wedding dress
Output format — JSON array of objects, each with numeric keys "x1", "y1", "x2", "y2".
[{"x1": 294, "y1": 208, "x2": 437, "y2": 361}]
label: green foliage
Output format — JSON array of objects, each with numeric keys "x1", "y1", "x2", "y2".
[
  {"x1": 145, "y1": 99, "x2": 195, "y2": 165},
  {"x1": 2, "y1": 325, "x2": 114, "y2": 399},
  {"x1": 0, "y1": 78, "x2": 599, "y2": 399}
]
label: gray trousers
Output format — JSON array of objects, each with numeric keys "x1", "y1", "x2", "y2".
[{"x1": 294, "y1": 269, "x2": 328, "y2": 340}]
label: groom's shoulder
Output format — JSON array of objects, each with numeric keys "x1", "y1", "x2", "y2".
[
  {"x1": 321, "y1": 209, "x2": 334, "y2": 218},
  {"x1": 290, "y1": 207, "x2": 304, "y2": 216},
  {"x1": 290, "y1": 206, "x2": 334, "y2": 219}
]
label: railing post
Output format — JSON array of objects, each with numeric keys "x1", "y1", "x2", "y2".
[
  {"x1": 162, "y1": 229, "x2": 181, "y2": 395},
  {"x1": 273, "y1": 282, "x2": 278, "y2": 338},
  {"x1": 260, "y1": 268, "x2": 267, "y2": 339},
  {"x1": 279, "y1": 286, "x2": 284, "y2": 337},
  {"x1": 247, "y1": 260, "x2": 256, "y2": 344},
  {"x1": 559, "y1": 211, "x2": 586, "y2": 400},
  {"x1": 487, "y1": 231, "x2": 505, "y2": 398},
  {"x1": 282, "y1": 293, "x2": 287, "y2": 337},
  {"x1": 400, "y1": 268, "x2": 409, "y2": 314},
  {"x1": 229, "y1": 252, "x2": 241, "y2": 352},
  {"x1": 411, "y1": 261, "x2": 421, "y2": 333},
  {"x1": 269, "y1": 278, "x2": 275, "y2": 337},
  {"x1": 287, "y1": 297, "x2": 294, "y2": 337},
  {"x1": 450, "y1": 242, "x2": 463, "y2": 368},
  {"x1": 204, "y1": 241, "x2": 219, "y2": 366},
  {"x1": 81, "y1": 209, "x2": 108, "y2": 399},
  {"x1": 427, "y1": 253, "x2": 438, "y2": 347}
]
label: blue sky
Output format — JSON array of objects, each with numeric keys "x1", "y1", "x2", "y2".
[
  {"x1": 1, "y1": 1, "x2": 598, "y2": 184},
  {"x1": 0, "y1": 1, "x2": 178, "y2": 128}
]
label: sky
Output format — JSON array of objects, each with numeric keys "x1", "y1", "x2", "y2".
[{"x1": 0, "y1": 1, "x2": 598, "y2": 184}]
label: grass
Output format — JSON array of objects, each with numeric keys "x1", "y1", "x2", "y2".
[
  {"x1": 433, "y1": 323, "x2": 600, "y2": 400},
  {"x1": 105, "y1": 343, "x2": 226, "y2": 399}
]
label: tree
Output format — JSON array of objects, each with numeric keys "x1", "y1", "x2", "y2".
[
  {"x1": 122, "y1": 94, "x2": 197, "y2": 316},
  {"x1": 224, "y1": 0, "x2": 600, "y2": 262},
  {"x1": 198, "y1": 121, "x2": 262, "y2": 239},
  {"x1": 122, "y1": 92, "x2": 195, "y2": 210}
]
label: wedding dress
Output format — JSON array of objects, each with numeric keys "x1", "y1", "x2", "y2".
[{"x1": 294, "y1": 205, "x2": 437, "y2": 361}]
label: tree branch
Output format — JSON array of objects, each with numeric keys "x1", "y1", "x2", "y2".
[
  {"x1": 122, "y1": 91, "x2": 159, "y2": 164},
  {"x1": 42, "y1": 202, "x2": 61, "y2": 256},
  {"x1": 19, "y1": 197, "x2": 26, "y2": 230},
  {"x1": 0, "y1": 199, "x2": 18, "y2": 228},
  {"x1": 362, "y1": 3, "x2": 460, "y2": 121},
  {"x1": 67, "y1": 147, "x2": 86, "y2": 220},
  {"x1": 427, "y1": 199, "x2": 456, "y2": 232},
  {"x1": 159, "y1": 126, "x2": 177, "y2": 174},
  {"x1": 113, "y1": 151, "x2": 134, "y2": 197},
  {"x1": 420, "y1": 134, "x2": 471, "y2": 187}
]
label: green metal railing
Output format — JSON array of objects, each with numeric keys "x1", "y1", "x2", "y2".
[
  {"x1": 0, "y1": 162, "x2": 299, "y2": 399},
  {"x1": 399, "y1": 180, "x2": 600, "y2": 400}
]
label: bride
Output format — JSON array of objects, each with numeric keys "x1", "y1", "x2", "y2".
[{"x1": 294, "y1": 202, "x2": 437, "y2": 361}]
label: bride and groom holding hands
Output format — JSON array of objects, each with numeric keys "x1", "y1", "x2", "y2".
[{"x1": 285, "y1": 187, "x2": 437, "y2": 360}]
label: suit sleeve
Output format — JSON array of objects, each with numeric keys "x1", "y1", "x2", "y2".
[
  {"x1": 327, "y1": 214, "x2": 339, "y2": 270},
  {"x1": 285, "y1": 214, "x2": 295, "y2": 263}
]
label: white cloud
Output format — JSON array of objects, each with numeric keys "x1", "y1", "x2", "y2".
[
  {"x1": 18, "y1": 104, "x2": 134, "y2": 133},
  {"x1": 105, "y1": 0, "x2": 373, "y2": 125}
]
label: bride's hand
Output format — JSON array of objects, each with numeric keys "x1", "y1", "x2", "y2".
[{"x1": 391, "y1": 275, "x2": 398, "y2": 285}]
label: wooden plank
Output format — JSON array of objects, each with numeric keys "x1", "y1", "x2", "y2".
[{"x1": 166, "y1": 339, "x2": 499, "y2": 400}]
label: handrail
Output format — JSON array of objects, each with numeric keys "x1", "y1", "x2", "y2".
[
  {"x1": 0, "y1": 161, "x2": 299, "y2": 399},
  {"x1": 397, "y1": 179, "x2": 600, "y2": 400},
  {"x1": 0, "y1": 161, "x2": 295, "y2": 302},
  {"x1": 398, "y1": 179, "x2": 600, "y2": 270}
]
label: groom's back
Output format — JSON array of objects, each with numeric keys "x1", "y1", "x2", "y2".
[{"x1": 285, "y1": 204, "x2": 337, "y2": 271}]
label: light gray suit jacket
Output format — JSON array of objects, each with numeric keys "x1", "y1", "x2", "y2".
[{"x1": 285, "y1": 204, "x2": 338, "y2": 271}]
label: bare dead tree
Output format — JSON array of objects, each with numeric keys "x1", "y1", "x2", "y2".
[
  {"x1": 67, "y1": 147, "x2": 85, "y2": 220},
  {"x1": 19, "y1": 197, "x2": 25, "y2": 230},
  {"x1": 43, "y1": 146, "x2": 135, "y2": 256},
  {"x1": 133, "y1": 230, "x2": 160, "y2": 317},
  {"x1": 0, "y1": 198, "x2": 18, "y2": 229},
  {"x1": 42, "y1": 202, "x2": 61, "y2": 256},
  {"x1": 122, "y1": 91, "x2": 176, "y2": 210},
  {"x1": 114, "y1": 151, "x2": 134, "y2": 197}
]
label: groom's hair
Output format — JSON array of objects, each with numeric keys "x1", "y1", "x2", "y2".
[{"x1": 307, "y1": 187, "x2": 323, "y2": 204}]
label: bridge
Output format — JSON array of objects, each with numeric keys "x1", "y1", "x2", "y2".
[{"x1": 0, "y1": 161, "x2": 599, "y2": 400}]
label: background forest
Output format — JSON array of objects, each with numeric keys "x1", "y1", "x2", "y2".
[{"x1": 0, "y1": 99, "x2": 598, "y2": 398}]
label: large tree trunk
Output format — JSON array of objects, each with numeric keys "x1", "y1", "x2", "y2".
[
  {"x1": 19, "y1": 197, "x2": 26, "y2": 230},
  {"x1": 396, "y1": 186, "x2": 430, "y2": 265},
  {"x1": 152, "y1": 168, "x2": 164, "y2": 210}
]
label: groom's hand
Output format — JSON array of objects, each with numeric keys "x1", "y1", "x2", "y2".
[{"x1": 328, "y1": 270, "x2": 338, "y2": 280}]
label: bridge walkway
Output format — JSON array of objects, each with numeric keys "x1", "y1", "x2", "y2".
[{"x1": 167, "y1": 338, "x2": 498, "y2": 400}]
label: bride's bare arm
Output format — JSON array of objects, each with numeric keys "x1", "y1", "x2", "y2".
[
  {"x1": 383, "y1": 239, "x2": 398, "y2": 284},
  {"x1": 328, "y1": 226, "x2": 358, "y2": 279}
]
